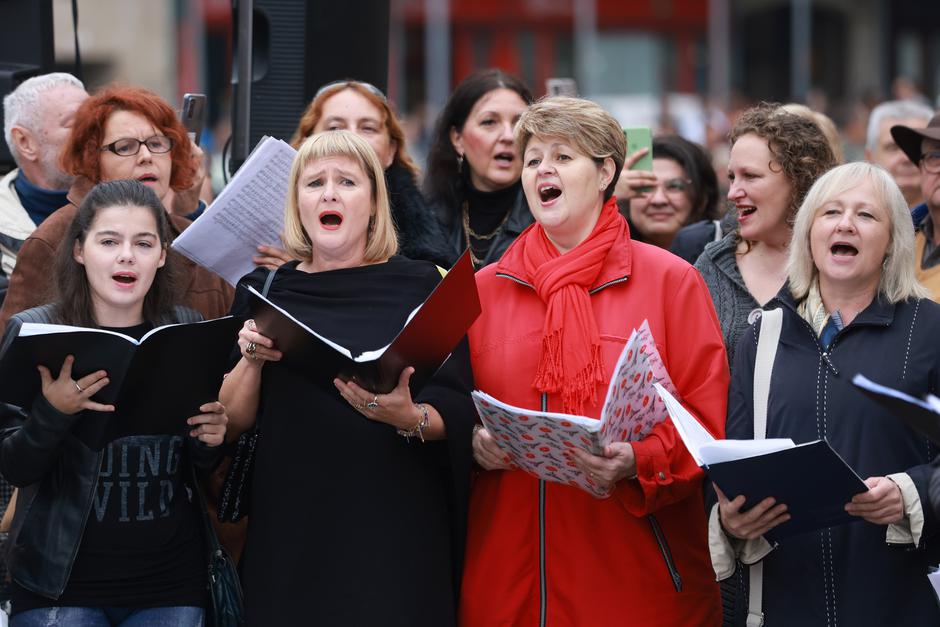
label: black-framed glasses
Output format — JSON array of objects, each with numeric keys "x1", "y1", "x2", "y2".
[
  {"x1": 100, "y1": 135, "x2": 174, "y2": 157},
  {"x1": 921, "y1": 151, "x2": 940, "y2": 174},
  {"x1": 314, "y1": 80, "x2": 387, "y2": 103}
]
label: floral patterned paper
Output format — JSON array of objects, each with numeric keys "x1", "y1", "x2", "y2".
[{"x1": 473, "y1": 320, "x2": 677, "y2": 497}]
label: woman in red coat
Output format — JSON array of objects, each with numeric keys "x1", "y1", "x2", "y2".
[{"x1": 461, "y1": 97, "x2": 729, "y2": 626}]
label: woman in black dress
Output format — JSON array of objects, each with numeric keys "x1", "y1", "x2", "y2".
[{"x1": 219, "y1": 130, "x2": 475, "y2": 626}]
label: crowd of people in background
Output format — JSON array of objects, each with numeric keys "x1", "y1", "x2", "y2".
[{"x1": 0, "y1": 65, "x2": 937, "y2": 627}]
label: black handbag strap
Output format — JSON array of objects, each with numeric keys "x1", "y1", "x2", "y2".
[{"x1": 190, "y1": 463, "x2": 221, "y2": 554}]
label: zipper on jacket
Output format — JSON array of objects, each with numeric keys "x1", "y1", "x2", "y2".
[
  {"x1": 496, "y1": 272, "x2": 629, "y2": 296},
  {"x1": 588, "y1": 276, "x2": 628, "y2": 294},
  {"x1": 539, "y1": 392, "x2": 548, "y2": 627},
  {"x1": 59, "y1": 449, "x2": 105, "y2": 597},
  {"x1": 647, "y1": 514, "x2": 682, "y2": 592},
  {"x1": 494, "y1": 270, "x2": 629, "y2": 624}
]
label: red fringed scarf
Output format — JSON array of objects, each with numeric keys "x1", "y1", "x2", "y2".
[{"x1": 519, "y1": 198, "x2": 626, "y2": 414}]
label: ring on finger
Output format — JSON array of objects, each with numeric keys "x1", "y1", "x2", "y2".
[
  {"x1": 74, "y1": 381, "x2": 84, "y2": 394},
  {"x1": 246, "y1": 341, "x2": 257, "y2": 357},
  {"x1": 366, "y1": 394, "x2": 380, "y2": 410}
]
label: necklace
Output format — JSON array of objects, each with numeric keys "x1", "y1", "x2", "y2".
[{"x1": 462, "y1": 201, "x2": 512, "y2": 266}]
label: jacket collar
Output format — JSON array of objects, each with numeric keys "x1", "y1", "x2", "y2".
[
  {"x1": 773, "y1": 283, "x2": 896, "y2": 328},
  {"x1": 494, "y1": 207, "x2": 633, "y2": 291}
]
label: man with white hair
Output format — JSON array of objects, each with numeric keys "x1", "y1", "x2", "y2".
[
  {"x1": 0, "y1": 73, "x2": 87, "y2": 277},
  {"x1": 865, "y1": 99, "x2": 934, "y2": 210}
]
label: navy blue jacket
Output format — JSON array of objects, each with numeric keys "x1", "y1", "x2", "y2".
[{"x1": 727, "y1": 288, "x2": 940, "y2": 626}]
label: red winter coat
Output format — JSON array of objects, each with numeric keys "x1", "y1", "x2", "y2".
[{"x1": 461, "y1": 225, "x2": 728, "y2": 627}]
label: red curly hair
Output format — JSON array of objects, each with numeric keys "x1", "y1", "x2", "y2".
[{"x1": 61, "y1": 85, "x2": 195, "y2": 191}]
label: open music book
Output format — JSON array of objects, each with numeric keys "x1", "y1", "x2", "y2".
[{"x1": 472, "y1": 321, "x2": 675, "y2": 497}]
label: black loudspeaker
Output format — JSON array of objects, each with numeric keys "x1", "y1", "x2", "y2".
[
  {"x1": 230, "y1": 0, "x2": 390, "y2": 174},
  {"x1": 0, "y1": 0, "x2": 55, "y2": 171}
]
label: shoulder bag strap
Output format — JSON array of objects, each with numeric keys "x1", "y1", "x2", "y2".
[
  {"x1": 747, "y1": 307, "x2": 783, "y2": 627},
  {"x1": 261, "y1": 266, "x2": 279, "y2": 297}
]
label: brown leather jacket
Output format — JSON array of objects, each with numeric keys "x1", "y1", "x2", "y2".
[{"x1": 0, "y1": 185, "x2": 234, "y2": 336}]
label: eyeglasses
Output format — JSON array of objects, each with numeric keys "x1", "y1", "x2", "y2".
[
  {"x1": 100, "y1": 135, "x2": 174, "y2": 157},
  {"x1": 921, "y1": 151, "x2": 940, "y2": 174},
  {"x1": 314, "y1": 80, "x2": 387, "y2": 104},
  {"x1": 638, "y1": 178, "x2": 692, "y2": 197}
]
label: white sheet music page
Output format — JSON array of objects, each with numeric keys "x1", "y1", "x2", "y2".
[{"x1": 172, "y1": 136, "x2": 297, "y2": 285}]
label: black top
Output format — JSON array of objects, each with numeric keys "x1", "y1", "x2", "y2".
[
  {"x1": 385, "y1": 163, "x2": 453, "y2": 268},
  {"x1": 232, "y1": 256, "x2": 476, "y2": 627},
  {"x1": 11, "y1": 321, "x2": 205, "y2": 613},
  {"x1": 464, "y1": 181, "x2": 521, "y2": 263}
]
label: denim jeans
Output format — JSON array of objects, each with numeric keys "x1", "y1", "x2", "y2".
[{"x1": 11, "y1": 606, "x2": 203, "y2": 627}]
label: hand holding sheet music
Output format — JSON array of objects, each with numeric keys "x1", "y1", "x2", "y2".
[
  {"x1": 472, "y1": 321, "x2": 677, "y2": 497},
  {"x1": 0, "y1": 317, "x2": 242, "y2": 450},
  {"x1": 246, "y1": 251, "x2": 481, "y2": 394}
]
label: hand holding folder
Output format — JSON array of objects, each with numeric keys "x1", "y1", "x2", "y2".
[
  {"x1": 655, "y1": 383, "x2": 867, "y2": 542},
  {"x1": 246, "y1": 251, "x2": 481, "y2": 394},
  {"x1": 0, "y1": 316, "x2": 242, "y2": 450}
]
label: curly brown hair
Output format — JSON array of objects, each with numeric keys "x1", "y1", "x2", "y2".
[{"x1": 729, "y1": 102, "x2": 836, "y2": 223}]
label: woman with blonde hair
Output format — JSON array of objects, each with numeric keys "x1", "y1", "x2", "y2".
[
  {"x1": 713, "y1": 162, "x2": 940, "y2": 626},
  {"x1": 463, "y1": 96, "x2": 728, "y2": 625},
  {"x1": 219, "y1": 130, "x2": 476, "y2": 626}
]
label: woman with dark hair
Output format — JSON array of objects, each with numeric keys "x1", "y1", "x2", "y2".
[
  {"x1": 0, "y1": 180, "x2": 228, "y2": 626},
  {"x1": 424, "y1": 69, "x2": 534, "y2": 268},
  {"x1": 617, "y1": 135, "x2": 721, "y2": 258},
  {"x1": 289, "y1": 79, "x2": 452, "y2": 267},
  {"x1": 0, "y1": 85, "x2": 232, "y2": 335},
  {"x1": 694, "y1": 103, "x2": 835, "y2": 365}
]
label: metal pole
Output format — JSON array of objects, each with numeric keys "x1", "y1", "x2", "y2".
[
  {"x1": 232, "y1": 0, "x2": 253, "y2": 171},
  {"x1": 708, "y1": 0, "x2": 730, "y2": 108},
  {"x1": 424, "y1": 0, "x2": 450, "y2": 113},
  {"x1": 573, "y1": 0, "x2": 598, "y2": 95},
  {"x1": 791, "y1": 0, "x2": 811, "y2": 102}
]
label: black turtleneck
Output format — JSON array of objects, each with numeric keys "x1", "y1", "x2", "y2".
[{"x1": 464, "y1": 180, "x2": 521, "y2": 261}]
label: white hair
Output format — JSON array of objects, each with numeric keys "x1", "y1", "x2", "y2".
[
  {"x1": 3, "y1": 72, "x2": 85, "y2": 165},
  {"x1": 865, "y1": 100, "x2": 934, "y2": 153},
  {"x1": 788, "y1": 161, "x2": 930, "y2": 303}
]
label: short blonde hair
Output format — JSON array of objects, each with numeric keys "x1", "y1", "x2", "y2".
[
  {"x1": 283, "y1": 130, "x2": 398, "y2": 263},
  {"x1": 514, "y1": 96, "x2": 626, "y2": 200},
  {"x1": 787, "y1": 161, "x2": 929, "y2": 303}
]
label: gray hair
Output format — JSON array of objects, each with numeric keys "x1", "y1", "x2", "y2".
[
  {"x1": 788, "y1": 161, "x2": 930, "y2": 303},
  {"x1": 3, "y1": 72, "x2": 85, "y2": 164},
  {"x1": 865, "y1": 100, "x2": 934, "y2": 153}
]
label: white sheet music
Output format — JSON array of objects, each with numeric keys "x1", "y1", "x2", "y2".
[{"x1": 171, "y1": 136, "x2": 296, "y2": 285}]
